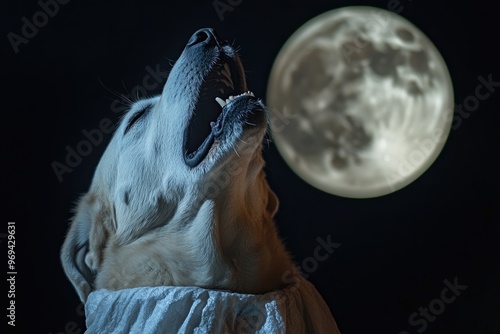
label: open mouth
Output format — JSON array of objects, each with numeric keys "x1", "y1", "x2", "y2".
[{"x1": 184, "y1": 60, "x2": 253, "y2": 167}]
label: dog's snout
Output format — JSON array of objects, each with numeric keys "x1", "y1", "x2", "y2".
[{"x1": 187, "y1": 28, "x2": 225, "y2": 47}]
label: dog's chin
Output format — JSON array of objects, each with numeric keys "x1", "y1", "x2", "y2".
[
  {"x1": 189, "y1": 94, "x2": 267, "y2": 171},
  {"x1": 210, "y1": 94, "x2": 267, "y2": 158}
]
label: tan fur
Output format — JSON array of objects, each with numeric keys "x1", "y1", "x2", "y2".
[{"x1": 60, "y1": 28, "x2": 294, "y2": 303}]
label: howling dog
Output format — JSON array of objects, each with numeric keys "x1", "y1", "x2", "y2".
[{"x1": 61, "y1": 28, "x2": 340, "y2": 333}]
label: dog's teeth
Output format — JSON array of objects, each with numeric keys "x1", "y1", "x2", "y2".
[
  {"x1": 233, "y1": 91, "x2": 254, "y2": 98},
  {"x1": 216, "y1": 92, "x2": 256, "y2": 108},
  {"x1": 215, "y1": 97, "x2": 226, "y2": 108}
]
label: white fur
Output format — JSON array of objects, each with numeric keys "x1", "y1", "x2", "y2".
[{"x1": 61, "y1": 30, "x2": 294, "y2": 303}]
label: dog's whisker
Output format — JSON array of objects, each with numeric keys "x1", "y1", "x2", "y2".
[
  {"x1": 136, "y1": 89, "x2": 140, "y2": 101},
  {"x1": 97, "y1": 76, "x2": 136, "y2": 109},
  {"x1": 165, "y1": 57, "x2": 177, "y2": 67},
  {"x1": 265, "y1": 139, "x2": 271, "y2": 149},
  {"x1": 121, "y1": 95, "x2": 134, "y2": 105},
  {"x1": 121, "y1": 79, "x2": 131, "y2": 95},
  {"x1": 233, "y1": 146, "x2": 241, "y2": 158}
]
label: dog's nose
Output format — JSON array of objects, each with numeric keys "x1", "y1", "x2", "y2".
[{"x1": 187, "y1": 28, "x2": 225, "y2": 47}]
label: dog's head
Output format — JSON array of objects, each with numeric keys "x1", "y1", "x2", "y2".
[{"x1": 61, "y1": 28, "x2": 281, "y2": 302}]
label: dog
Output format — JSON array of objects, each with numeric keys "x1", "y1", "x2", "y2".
[{"x1": 61, "y1": 28, "x2": 340, "y2": 333}]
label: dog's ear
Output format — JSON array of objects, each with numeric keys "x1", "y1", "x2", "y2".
[{"x1": 60, "y1": 192, "x2": 113, "y2": 302}]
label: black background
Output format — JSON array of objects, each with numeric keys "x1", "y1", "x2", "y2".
[{"x1": 3, "y1": 0, "x2": 500, "y2": 333}]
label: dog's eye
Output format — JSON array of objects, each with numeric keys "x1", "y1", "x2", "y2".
[{"x1": 124, "y1": 106, "x2": 151, "y2": 134}]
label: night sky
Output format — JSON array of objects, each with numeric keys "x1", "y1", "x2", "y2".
[{"x1": 4, "y1": 0, "x2": 500, "y2": 333}]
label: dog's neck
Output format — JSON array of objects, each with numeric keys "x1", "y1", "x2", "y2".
[
  {"x1": 196, "y1": 153, "x2": 293, "y2": 294},
  {"x1": 93, "y1": 140, "x2": 293, "y2": 295}
]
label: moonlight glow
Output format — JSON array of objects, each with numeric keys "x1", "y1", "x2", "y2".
[{"x1": 267, "y1": 6, "x2": 454, "y2": 198}]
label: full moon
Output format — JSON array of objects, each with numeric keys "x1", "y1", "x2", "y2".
[{"x1": 266, "y1": 6, "x2": 454, "y2": 198}]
